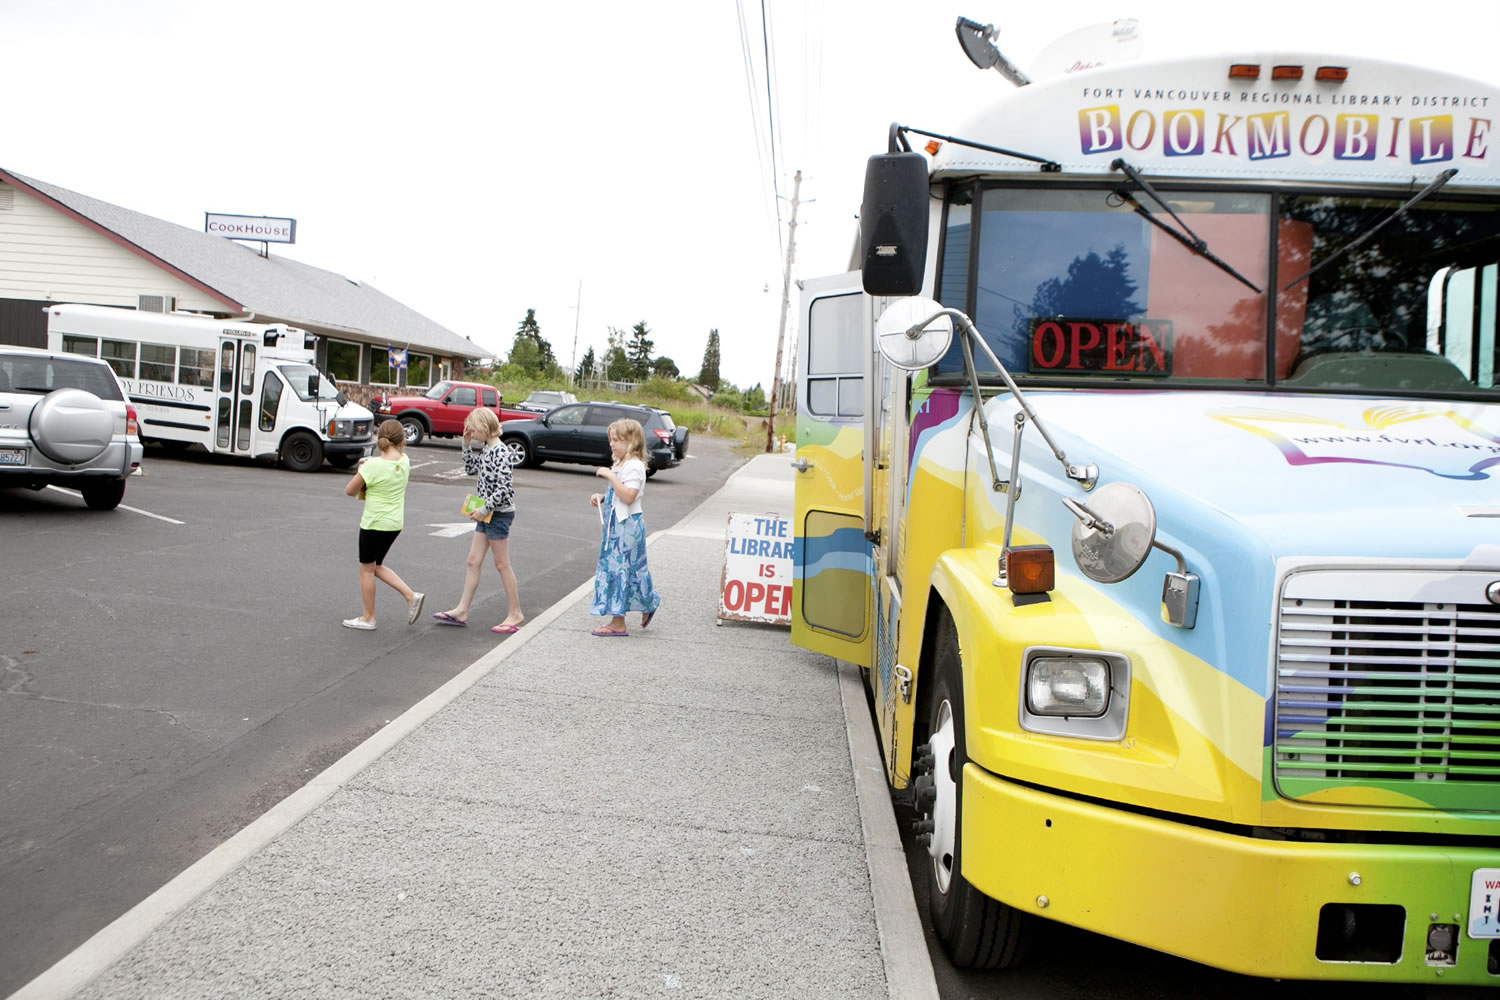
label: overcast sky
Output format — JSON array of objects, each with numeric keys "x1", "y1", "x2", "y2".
[{"x1": 3, "y1": 0, "x2": 1497, "y2": 389}]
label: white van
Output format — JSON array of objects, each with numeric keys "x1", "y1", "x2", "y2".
[{"x1": 47, "y1": 304, "x2": 375, "y2": 471}]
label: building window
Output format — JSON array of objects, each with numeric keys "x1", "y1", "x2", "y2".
[
  {"x1": 408, "y1": 352, "x2": 432, "y2": 388},
  {"x1": 371, "y1": 349, "x2": 394, "y2": 385},
  {"x1": 326, "y1": 340, "x2": 360, "y2": 382}
]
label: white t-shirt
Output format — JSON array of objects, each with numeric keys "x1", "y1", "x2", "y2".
[{"x1": 609, "y1": 458, "x2": 646, "y2": 522}]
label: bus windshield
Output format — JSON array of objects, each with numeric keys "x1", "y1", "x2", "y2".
[
  {"x1": 937, "y1": 185, "x2": 1500, "y2": 396},
  {"x1": 278, "y1": 364, "x2": 342, "y2": 402}
]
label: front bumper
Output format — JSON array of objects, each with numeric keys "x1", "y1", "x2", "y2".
[
  {"x1": 324, "y1": 440, "x2": 374, "y2": 460},
  {"x1": 962, "y1": 767, "x2": 1500, "y2": 984}
]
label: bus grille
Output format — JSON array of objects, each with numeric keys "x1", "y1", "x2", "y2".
[{"x1": 1274, "y1": 587, "x2": 1500, "y2": 806}]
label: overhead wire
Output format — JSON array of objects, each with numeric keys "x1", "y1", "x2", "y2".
[{"x1": 735, "y1": 0, "x2": 783, "y2": 274}]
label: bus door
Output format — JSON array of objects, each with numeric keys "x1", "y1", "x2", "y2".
[
  {"x1": 214, "y1": 337, "x2": 258, "y2": 456},
  {"x1": 791, "y1": 273, "x2": 873, "y2": 668}
]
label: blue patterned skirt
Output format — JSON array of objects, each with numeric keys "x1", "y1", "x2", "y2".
[{"x1": 590, "y1": 491, "x2": 661, "y2": 617}]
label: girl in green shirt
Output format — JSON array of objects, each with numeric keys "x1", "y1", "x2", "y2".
[{"x1": 342, "y1": 419, "x2": 424, "y2": 630}]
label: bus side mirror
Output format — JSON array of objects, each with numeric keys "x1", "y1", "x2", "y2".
[
  {"x1": 263, "y1": 331, "x2": 278, "y2": 347},
  {"x1": 860, "y1": 152, "x2": 929, "y2": 296},
  {"x1": 308, "y1": 373, "x2": 320, "y2": 397}
]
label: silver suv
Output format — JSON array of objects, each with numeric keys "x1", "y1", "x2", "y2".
[{"x1": 0, "y1": 347, "x2": 143, "y2": 510}]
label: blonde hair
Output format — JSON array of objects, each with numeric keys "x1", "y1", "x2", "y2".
[
  {"x1": 608, "y1": 418, "x2": 648, "y2": 464},
  {"x1": 465, "y1": 407, "x2": 501, "y2": 438},
  {"x1": 376, "y1": 418, "x2": 405, "y2": 452}
]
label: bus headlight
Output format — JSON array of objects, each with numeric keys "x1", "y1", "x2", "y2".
[
  {"x1": 1019, "y1": 647, "x2": 1130, "y2": 740},
  {"x1": 1027, "y1": 657, "x2": 1109, "y2": 716},
  {"x1": 329, "y1": 418, "x2": 353, "y2": 439}
]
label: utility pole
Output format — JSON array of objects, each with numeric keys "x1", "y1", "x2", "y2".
[
  {"x1": 766, "y1": 169, "x2": 801, "y2": 453},
  {"x1": 569, "y1": 279, "x2": 582, "y2": 386}
]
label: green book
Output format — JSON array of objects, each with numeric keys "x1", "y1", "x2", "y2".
[{"x1": 461, "y1": 493, "x2": 492, "y2": 523}]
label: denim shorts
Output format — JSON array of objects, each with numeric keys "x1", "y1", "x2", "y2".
[{"x1": 476, "y1": 510, "x2": 515, "y2": 540}]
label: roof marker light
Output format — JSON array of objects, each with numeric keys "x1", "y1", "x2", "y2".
[
  {"x1": 1271, "y1": 65, "x2": 1304, "y2": 80},
  {"x1": 1228, "y1": 64, "x2": 1260, "y2": 79},
  {"x1": 925, "y1": 139, "x2": 943, "y2": 157},
  {"x1": 1316, "y1": 66, "x2": 1349, "y2": 82}
]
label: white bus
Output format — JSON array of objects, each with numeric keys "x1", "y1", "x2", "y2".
[{"x1": 47, "y1": 303, "x2": 376, "y2": 472}]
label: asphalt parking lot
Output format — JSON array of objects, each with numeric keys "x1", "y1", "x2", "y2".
[{"x1": 0, "y1": 433, "x2": 746, "y2": 996}]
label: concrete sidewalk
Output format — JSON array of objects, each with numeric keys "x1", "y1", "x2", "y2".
[{"x1": 13, "y1": 452, "x2": 936, "y2": 1000}]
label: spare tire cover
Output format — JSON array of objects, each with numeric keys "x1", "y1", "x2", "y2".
[{"x1": 30, "y1": 388, "x2": 114, "y2": 464}]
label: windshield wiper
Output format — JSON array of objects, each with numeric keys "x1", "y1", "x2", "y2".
[
  {"x1": 1281, "y1": 168, "x2": 1458, "y2": 291},
  {"x1": 1110, "y1": 158, "x2": 1262, "y2": 294}
]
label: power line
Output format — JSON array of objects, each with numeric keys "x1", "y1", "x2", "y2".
[{"x1": 760, "y1": 0, "x2": 784, "y2": 260}]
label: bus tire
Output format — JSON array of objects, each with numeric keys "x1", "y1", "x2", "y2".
[
  {"x1": 81, "y1": 479, "x2": 126, "y2": 511},
  {"x1": 399, "y1": 416, "x2": 426, "y2": 446},
  {"x1": 280, "y1": 431, "x2": 323, "y2": 473},
  {"x1": 923, "y1": 617, "x2": 1033, "y2": 970}
]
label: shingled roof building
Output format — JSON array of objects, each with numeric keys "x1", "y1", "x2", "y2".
[{"x1": 0, "y1": 168, "x2": 484, "y2": 395}]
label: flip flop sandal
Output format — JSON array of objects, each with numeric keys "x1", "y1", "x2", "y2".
[
  {"x1": 432, "y1": 611, "x2": 467, "y2": 626},
  {"x1": 491, "y1": 623, "x2": 522, "y2": 634},
  {"x1": 591, "y1": 626, "x2": 629, "y2": 637}
]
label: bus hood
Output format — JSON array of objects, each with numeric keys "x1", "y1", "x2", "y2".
[{"x1": 997, "y1": 390, "x2": 1500, "y2": 560}]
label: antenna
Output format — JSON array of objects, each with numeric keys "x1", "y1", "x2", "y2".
[{"x1": 955, "y1": 17, "x2": 1031, "y2": 87}]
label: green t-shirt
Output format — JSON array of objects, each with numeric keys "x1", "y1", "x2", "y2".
[{"x1": 359, "y1": 453, "x2": 410, "y2": 531}]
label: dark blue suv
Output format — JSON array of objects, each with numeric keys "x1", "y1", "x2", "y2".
[{"x1": 500, "y1": 401, "x2": 682, "y2": 477}]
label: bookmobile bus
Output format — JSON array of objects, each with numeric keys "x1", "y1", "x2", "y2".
[
  {"x1": 792, "y1": 39, "x2": 1500, "y2": 986},
  {"x1": 47, "y1": 303, "x2": 375, "y2": 472}
]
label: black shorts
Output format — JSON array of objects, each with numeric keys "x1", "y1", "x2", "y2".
[{"x1": 358, "y1": 528, "x2": 401, "y2": 565}]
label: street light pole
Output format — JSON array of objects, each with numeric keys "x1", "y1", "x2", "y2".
[
  {"x1": 569, "y1": 279, "x2": 582, "y2": 385},
  {"x1": 766, "y1": 169, "x2": 801, "y2": 453}
]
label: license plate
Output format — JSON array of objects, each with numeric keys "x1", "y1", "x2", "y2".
[
  {"x1": 0, "y1": 447, "x2": 27, "y2": 466},
  {"x1": 1471, "y1": 867, "x2": 1500, "y2": 939}
]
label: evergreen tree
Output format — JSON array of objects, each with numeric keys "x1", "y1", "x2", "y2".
[
  {"x1": 510, "y1": 309, "x2": 556, "y2": 374},
  {"x1": 626, "y1": 320, "x2": 655, "y2": 379},
  {"x1": 605, "y1": 327, "x2": 633, "y2": 381},
  {"x1": 743, "y1": 382, "x2": 766, "y2": 411},
  {"x1": 576, "y1": 346, "x2": 596, "y2": 382},
  {"x1": 507, "y1": 332, "x2": 542, "y2": 371},
  {"x1": 651, "y1": 356, "x2": 679, "y2": 379},
  {"x1": 696, "y1": 328, "x2": 721, "y2": 390}
]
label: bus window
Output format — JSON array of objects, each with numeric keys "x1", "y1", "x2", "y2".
[
  {"x1": 180, "y1": 347, "x2": 215, "y2": 388},
  {"x1": 101, "y1": 339, "x2": 137, "y2": 378},
  {"x1": 61, "y1": 335, "x2": 98, "y2": 357},
  {"x1": 259, "y1": 371, "x2": 284, "y2": 431},
  {"x1": 141, "y1": 343, "x2": 175, "y2": 382},
  {"x1": 1430, "y1": 263, "x2": 1499, "y2": 388},
  {"x1": 239, "y1": 344, "x2": 256, "y2": 395},
  {"x1": 806, "y1": 292, "x2": 864, "y2": 417},
  {"x1": 219, "y1": 342, "x2": 235, "y2": 392}
]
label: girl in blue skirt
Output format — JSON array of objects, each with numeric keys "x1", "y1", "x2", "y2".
[{"x1": 588, "y1": 418, "x2": 661, "y2": 637}]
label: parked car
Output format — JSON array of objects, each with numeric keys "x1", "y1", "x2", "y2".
[
  {"x1": 373, "y1": 380, "x2": 532, "y2": 446},
  {"x1": 500, "y1": 401, "x2": 681, "y2": 476},
  {"x1": 650, "y1": 407, "x2": 690, "y2": 459},
  {"x1": 0, "y1": 346, "x2": 143, "y2": 510},
  {"x1": 514, "y1": 389, "x2": 578, "y2": 414}
]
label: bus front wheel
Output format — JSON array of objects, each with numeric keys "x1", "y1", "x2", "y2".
[
  {"x1": 281, "y1": 431, "x2": 324, "y2": 473},
  {"x1": 920, "y1": 617, "x2": 1033, "y2": 970}
]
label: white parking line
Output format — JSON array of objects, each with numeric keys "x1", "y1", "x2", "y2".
[
  {"x1": 45, "y1": 485, "x2": 185, "y2": 524},
  {"x1": 407, "y1": 460, "x2": 443, "y2": 471}
]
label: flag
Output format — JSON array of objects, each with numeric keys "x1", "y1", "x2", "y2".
[{"x1": 387, "y1": 346, "x2": 408, "y2": 370}]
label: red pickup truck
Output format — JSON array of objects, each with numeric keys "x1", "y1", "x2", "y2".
[{"x1": 373, "y1": 380, "x2": 532, "y2": 446}]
